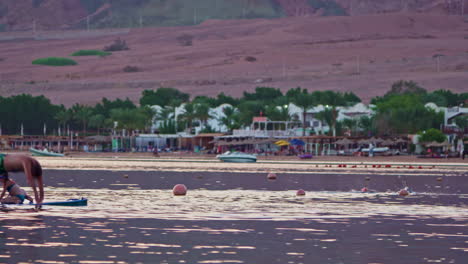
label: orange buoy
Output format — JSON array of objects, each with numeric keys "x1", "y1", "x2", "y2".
[
  {"x1": 173, "y1": 184, "x2": 187, "y2": 196},
  {"x1": 267, "y1": 173, "x2": 277, "y2": 180},
  {"x1": 296, "y1": 189, "x2": 306, "y2": 196},
  {"x1": 398, "y1": 189, "x2": 409, "y2": 196}
]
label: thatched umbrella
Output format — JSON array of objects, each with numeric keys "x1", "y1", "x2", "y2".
[
  {"x1": 380, "y1": 139, "x2": 395, "y2": 146},
  {"x1": 369, "y1": 137, "x2": 384, "y2": 144},
  {"x1": 335, "y1": 138, "x2": 354, "y2": 145},
  {"x1": 395, "y1": 138, "x2": 408, "y2": 144},
  {"x1": 426, "y1": 141, "x2": 450, "y2": 147},
  {"x1": 358, "y1": 139, "x2": 370, "y2": 144}
]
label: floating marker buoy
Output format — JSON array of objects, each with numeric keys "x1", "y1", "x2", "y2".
[
  {"x1": 296, "y1": 189, "x2": 306, "y2": 196},
  {"x1": 267, "y1": 173, "x2": 277, "y2": 180},
  {"x1": 173, "y1": 184, "x2": 187, "y2": 196},
  {"x1": 398, "y1": 189, "x2": 409, "y2": 196},
  {"x1": 361, "y1": 187, "x2": 368, "y2": 192}
]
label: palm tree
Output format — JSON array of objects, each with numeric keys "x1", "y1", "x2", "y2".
[
  {"x1": 342, "y1": 118, "x2": 358, "y2": 136},
  {"x1": 358, "y1": 116, "x2": 374, "y2": 136},
  {"x1": 179, "y1": 103, "x2": 197, "y2": 134},
  {"x1": 89, "y1": 114, "x2": 105, "y2": 135},
  {"x1": 292, "y1": 91, "x2": 316, "y2": 136},
  {"x1": 195, "y1": 103, "x2": 213, "y2": 131},
  {"x1": 74, "y1": 106, "x2": 93, "y2": 134},
  {"x1": 55, "y1": 110, "x2": 72, "y2": 135},
  {"x1": 218, "y1": 106, "x2": 241, "y2": 133},
  {"x1": 316, "y1": 106, "x2": 339, "y2": 136}
]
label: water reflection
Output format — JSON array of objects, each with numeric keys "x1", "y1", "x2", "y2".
[
  {"x1": 2, "y1": 187, "x2": 467, "y2": 263},
  {"x1": 2, "y1": 188, "x2": 467, "y2": 221}
]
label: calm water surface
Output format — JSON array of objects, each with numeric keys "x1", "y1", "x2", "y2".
[{"x1": 1, "y1": 169, "x2": 467, "y2": 264}]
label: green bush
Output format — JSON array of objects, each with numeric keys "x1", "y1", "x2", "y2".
[
  {"x1": 32, "y1": 57, "x2": 78, "y2": 66},
  {"x1": 71, "y1": 50, "x2": 111, "y2": 56}
]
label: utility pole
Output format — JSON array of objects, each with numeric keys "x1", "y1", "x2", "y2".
[
  {"x1": 355, "y1": 55, "x2": 361, "y2": 75},
  {"x1": 32, "y1": 20, "x2": 36, "y2": 37},
  {"x1": 194, "y1": 8, "x2": 197, "y2": 25},
  {"x1": 462, "y1": 0, "x2": 465, "y2": 16},
  {"x1": 282, "y1": 57, "x2": 286, "y2": 78}
]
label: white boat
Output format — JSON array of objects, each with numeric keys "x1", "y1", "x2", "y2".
[
  {"x1": 29, "y1": 148, "x2": 65, "y2": 157},
  {"x1": 361, "y1": 147, "x2": 390, "y2": 153},
  {"x1": 216, "y1": 151, "x2": 257, "y2": 163}
]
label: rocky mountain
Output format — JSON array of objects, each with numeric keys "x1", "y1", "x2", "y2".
[{"x1": 0, "y1": 0, "x2": 465, "y2": 31}]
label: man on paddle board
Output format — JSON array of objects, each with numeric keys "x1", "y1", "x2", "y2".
[{"x1": 0, "y1": 154, "x2": 44, "y2": 205}]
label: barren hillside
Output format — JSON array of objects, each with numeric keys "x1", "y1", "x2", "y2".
[
  {"x1": 1, "y1": 0, "x2": 466, "y2": 31},
  {"x1": 0, "y1": 13, "x2": 467, "y2": 106}
]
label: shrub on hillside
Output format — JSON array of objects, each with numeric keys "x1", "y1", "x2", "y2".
[
  {"x1": 123, "y1": 65, "x2": 141, "y2": 73},
  {"x1": 245, "y1": 56, "x2": 257, "y2": 62},
  {"x1": 104, "y1": 38, "x2": 129, "y2": 52},
  {"x1": 176, "y1": 34, "x2": 193, "y2": 46},
  {"x1": 71, "y1": 50, "x2": 111, "y2": 56},
  {"x1": 32, "y1": 57, "x2": 77, "y2": 66}
]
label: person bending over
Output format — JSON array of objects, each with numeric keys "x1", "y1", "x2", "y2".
[
  {"x1": 0, "y1": 174, "x2": 34, "y2": 204},
  {"x1": 0, "y1": 154, "x2": 44, "y2": 204}
]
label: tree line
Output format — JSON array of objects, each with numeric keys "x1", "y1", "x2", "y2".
[{"x1": 0, "y1": 81, "x2": 467, "y2": 137}]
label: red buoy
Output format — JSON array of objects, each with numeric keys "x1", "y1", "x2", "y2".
[
  {"x1": 296, "y1": 189, "x2": 306, "y2": 196},
  {"x1": 267, "y1": 173, "x2": 277, "y2": 180},
  {"x1": 398, "y1": 189, "x2": 409, "y2": 196},
  {"x1": 173, "y1": 184, "x2": 187, "y2": 196}
]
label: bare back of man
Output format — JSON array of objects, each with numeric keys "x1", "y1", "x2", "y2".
[{"x1": 1, "y1": 154, "x2": 44, "y2": 204}]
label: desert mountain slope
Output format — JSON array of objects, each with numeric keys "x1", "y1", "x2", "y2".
[{"x1": 0, "y1": 13, "x2": 467, "y2": 106}]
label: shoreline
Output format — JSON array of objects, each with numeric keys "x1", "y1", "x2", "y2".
[{"x1": 3, "y1": 151, "x2": 467, "y2": 172}]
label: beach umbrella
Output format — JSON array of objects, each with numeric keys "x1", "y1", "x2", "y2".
[
  {"x1": 289, "y1": 139, "x2": 305, "y2": 146},
  {"x1": 275, "y1": 140, "x2": 290, "y2": 146}
]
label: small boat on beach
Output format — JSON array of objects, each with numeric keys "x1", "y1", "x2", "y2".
[
  {"x1": 298, "y1": 153, "x2": 313, "y2": 159},
  {"x1": 29, "y1": 147, "x2": 65, "y2": 157},
  {"x1": 216, "y1": 151, "x2": 257, "y2": 163}
]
